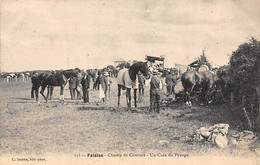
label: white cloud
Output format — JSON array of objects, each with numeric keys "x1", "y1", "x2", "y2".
[{"x1": 1, "y1": 0, "x2": 260, "y2": 72}]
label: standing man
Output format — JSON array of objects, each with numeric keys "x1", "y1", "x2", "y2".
[
  {"x1": 138, "y1": 72, "x2": 145, "y2": 100},
  {"x1": 93, "y1": 69, "x2": 98, "y2": 90},
  {"x1": 69, "y1": 77, "x2": 77, "y2": 100},
  {"x1": 104, "y1": 71, "x2": 112, "y2": 101},
  {"x1": 150, "y1": 69, "x2": 161, "y2": 114},
  {"x1": 76, "y1": 70, "x2": 83, "y2": 100},
  {"x1": 165, "y1": 69, "x2": 179, "y2": 99},
  {"x1": 95, "y1": 70, "x2": 106, "y2": 104},
  {"x1": 165, "y1": 70, "x2": 175, "y2": 97},
  {"x1": 99, "y1": 71, "x2": 108, "y2": 104},
  {"x1": 81, "y1": 71, "x2": 91, "y2": 103}
]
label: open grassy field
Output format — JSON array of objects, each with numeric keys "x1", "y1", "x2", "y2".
[{"x1": 0, "y1": 78, "x2": 257, "y2": 159}]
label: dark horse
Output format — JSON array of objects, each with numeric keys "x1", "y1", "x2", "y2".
[
  {"x1": 181, "y1": 70, "x2": 218, "y2": 106},
  {"x1": 117, "y1": 62, "x2": 151, "y2": 108},
  {"x1": 31, "y1": 71, "x2": 54, "y2": 102},
  {"x1": 33, "y1": 69, "x2": 80, "y2": 103}
]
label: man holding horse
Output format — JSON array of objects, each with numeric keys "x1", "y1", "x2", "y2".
[{"x1": 150, "y1": 69, "x2": 161, "y2": 113}]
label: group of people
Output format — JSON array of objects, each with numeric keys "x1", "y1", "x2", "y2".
[
  {"x1": 68, "y1": 70, "x2": 112, "y2": 104},
  {"x1": 37, "y1": 67, "x2": 179, "y2": 113},
  {"x1": 149, "y1": 68, "x2": 180, "y2": 114}
]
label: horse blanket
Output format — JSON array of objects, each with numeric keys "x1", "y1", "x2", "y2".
[{"x1": 117, "y1": 68, "x2": 139, "y2": 89}]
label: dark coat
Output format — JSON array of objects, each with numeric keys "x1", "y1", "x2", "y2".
[
  {"x1": 165, "y1": 74, "x2": 178, "y2": 86},
  {"x1": 81, "y1": 75, "x2": 90, "y2": 89},
  {"x1": 150, "y1": 75, "x2": 161, "y2": 90},
  {"x1": 31, "y1": 74, "x2": 37, "y2": 84},
  {"x1": 100, "y1": 75, "x2": 108, "y2": 91}
]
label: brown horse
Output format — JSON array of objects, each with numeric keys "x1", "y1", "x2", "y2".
[
  {"x1": 41, "y1": 69, "x2": 81, "y2": 103},
  {"x1": 31, "y1": 69, "x2": 80, "y2": 103},
  {"x1": 181, "y1": 70, "x2": 218, "y2": 106},
  {"x1": 31, "y1": 71, "x2": 54, "y2": 102},
  {"x1": 117, "y1": 62, "x2": 151, "y2": 108}
]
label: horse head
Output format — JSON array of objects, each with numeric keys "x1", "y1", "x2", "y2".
[
  {"x1": 140, "y1": 62, "x2": 151, "y2": 79},
  {"x1": 61, "y1": 69, "x2": 81, "y2": 80},
  {"x1": 128, "y1": 62, "x2": 151, "y2": 80}
]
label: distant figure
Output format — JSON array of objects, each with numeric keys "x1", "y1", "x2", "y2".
[
  {"x1": 104, "y1": 71, "x2": 112, "y2": 101},
  {"x1": 150, "y1": 69, "x2": 161, "y2": 113},
  {"x1": 68, "y1": 77, "x2": 77, "y2": 100},
  {"x1": 96, "y1": 71, "x2": 108, "y2": 104},
  {"x1": 165, "y1": 70, "x2": 178, "y2": 99},
  {"x1": 81, "y1": 71, "x2": 91, "y2": 103},
  {"x1": 76, "y1": 71, "x2": 83, "y2": 100},
  {"x1": 93, "y1": 69, "x2": 98, "y2": 90},
  {"x1": 138, "y1": 72, "x2": 146, "y2": 100}
]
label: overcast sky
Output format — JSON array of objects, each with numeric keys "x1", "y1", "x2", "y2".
[{"x1": 1, "y1": 0, "x2": 260, "y2": 72}]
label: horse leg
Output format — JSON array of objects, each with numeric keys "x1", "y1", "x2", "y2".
[
  {"x1": 118, "y1": 85, "x2": 121, "y2": 107},
  {"x1": 60, "y1": 85, "x2": 65, "y2": 104},
  {"x1": 40, "y1": 85, "x2": 48, "y2": 101},
  {"x1": 204, "y1": 84, "x2": 211, "y2": 106},
  {"x1": 128, "y1": 89, "x2": 131, "y2": 108},
  {"x1": 126, "y1": 88, "x2": 130, "y2": 108},
  {"x1": 31, "y1": 84, "x2": 35, "y2": 98},
  {"x1": 134, "y1": 89, "x2": 137, "y2": 108},
  {"x1": 35, "y1": 86, "x2": 40, "y2": 102},
  {"x1": 188, "y1": 86, "x2": 195, "y2": 106},
  {"x1": 47, "y1": 86, "x2": 50, "y2": 100},
  {"x1": 185, "y1": 86, "x2": 194, "y2": 106},
  {"x1": 76, "y1": 88, "x2": 81, "y2": 100},
  {"x1": 46, "y1": 86, "x2": 53, "y2": 100},
  {"x1": 49, "y1": 86, "x2": 54, "y2": 100},
  {"x1": 184, "y1": 88, "x2": 190, "y2": 106}
]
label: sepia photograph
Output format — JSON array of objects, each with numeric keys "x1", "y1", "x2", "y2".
[{"x1": 0, "y1": 0, "x2": 260, "y2": 164}]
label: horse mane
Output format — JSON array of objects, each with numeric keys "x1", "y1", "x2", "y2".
[{"x1": 60, "y1": 69, "x2": 79, "y2": 78}]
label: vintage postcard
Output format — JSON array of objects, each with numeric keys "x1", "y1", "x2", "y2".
[{"x1": 1, "y1": 0, "x2": 260, "y2": 165}]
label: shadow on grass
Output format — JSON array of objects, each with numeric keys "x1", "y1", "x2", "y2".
[
  {"x1": 76, "y1": 105, "x2": 150, "y2": 114},
  {"x1": 11, "y1": 97, "x2": 34, "y2": 101},
  {"x1": 175, "y1": 103, "x2": 249, "y2": 131}
]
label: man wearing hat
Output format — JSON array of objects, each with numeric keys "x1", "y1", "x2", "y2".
[
  {"x1": 104, "y1": 71, "x2": 112, "y2": 101},
  {"x1": 81, "y1": 70, "x2": 91, "y2": 103},
  {"x1": 150, "y1": 69, "x2": 161, "y2": 113},
  {"x1": 96, "y1": 70, "x2": 108, "y2": 104}
]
